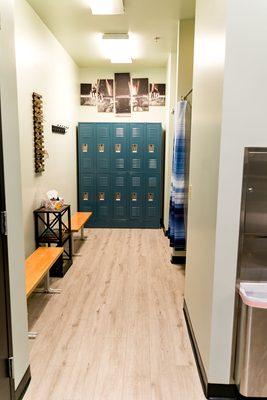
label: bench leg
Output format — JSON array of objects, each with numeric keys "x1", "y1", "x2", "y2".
[
  {"x1": 72, "y1": 233, "x2": 82, "y2": 257},
  {"x1": 34, "y1": 273, "x2": 61, "y2": 295},
  {"x1": 28, "y1": 332, "x2": 38, "y2": 339},
  {"x1": 81, "y1": 226, "x2": 89, "y2": 241}
]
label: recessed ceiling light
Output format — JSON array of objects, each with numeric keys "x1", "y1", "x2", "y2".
[
  {"x1": 89, "y1": 0, "x2": 124, "y2": 15},
  {"x1": 101, "y1": 33, "x2": 133, "y2": 64}
]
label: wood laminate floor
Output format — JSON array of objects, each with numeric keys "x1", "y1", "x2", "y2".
[{"x1": 24, "y1": 229, "x2": 205, "y2": 400}]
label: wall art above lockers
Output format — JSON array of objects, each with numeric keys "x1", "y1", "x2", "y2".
[{"x1": 80, "y1": 74, "x2": 166, "y2": 115}]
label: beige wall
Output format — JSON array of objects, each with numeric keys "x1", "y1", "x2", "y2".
[
  {"x1": 210, "y1": 0, "x2": 267, "y2": 383},
  {"x1": 15, "y1": 0, "x2": 80, "y2": 256},
  {"x1": 79, "y1": 67, "x2": 166, "y2": 125},
  {"x1": 177, "y1": 19, "x2": 195, "y2": 100},
  {"x1": 184, "y1": 0, "x2": 227, "y2": 381},
  {"x1": 0, "y1": 0, "x2": 29, "y2": 388}
]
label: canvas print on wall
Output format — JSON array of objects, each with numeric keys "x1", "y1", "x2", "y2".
[
  {"x1": 80, "y1": 83, "x2": 98, "y2": 106},
  {"x1": 149, "y1": 83, "x2": 166, "y2": 106},
  {"x1": 97, "y1": 79, "x2": 114, "y2": 113},
  {"x1": 132, "y1": 78, "x2": 149, "y2": 112},
  {"x1": 115, "y1": 73, "x2": 131, "y2": 115}
]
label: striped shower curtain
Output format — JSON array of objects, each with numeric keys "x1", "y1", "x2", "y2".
[{"x1": 168, "y1": 101, "x2": 187, "y2": 249}]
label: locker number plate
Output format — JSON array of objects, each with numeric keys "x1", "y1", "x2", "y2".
[
  {"x1": 132, "y1": 144, "x2": 138, "y2": 153},
  {"x1": 82, "y1": 144, "x2": 88, "y2": 153},
  {"x1": 148, "y1": 144, "x2": 155, "y2": 153},
  {"x1": 115, "y1": 192, "x2": 121, "y2": 201},
  {"x1": 99, "y1": 192, "x2": 105, "y2": 201},
  {"x1": 98, "y1": 144, "x2": 105, "y2": 153},
  {"x1": 83, "y1": 192, "x2": 89, "y2": 201},
  {"x1": 148, "y1": 193, "x2": 154, "y2": 202},
  {"x1": 131, "y1": 192, "x2": 137, "y2": 202},
  {"x1": 115, "y1": 144, "x2": 121, "y2": 153}
]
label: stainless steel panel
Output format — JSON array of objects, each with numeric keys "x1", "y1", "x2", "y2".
[
  {"x1": 237, "y1": 148, "x2": 267, "y2": 282},
  {"x1": 235, "y1": 302, "x2": 267, "y2": 397}
]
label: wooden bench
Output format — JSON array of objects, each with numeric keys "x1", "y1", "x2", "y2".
[
  {"x1": 25, "y1": 247, "x2": 64, "y2": 338},
  {"x1": 70, "y1": 212, "x2": 93, "y2": 255}
]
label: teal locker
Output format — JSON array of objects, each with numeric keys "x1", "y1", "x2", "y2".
[
  {"x1": 129, "y1": 173, "x2": 144, "y2": 221},
  {"x1": 112, "y1": 173, "x2": 128, "y2": 221},
  {"x1": 145, "y1": 123, "x2": 162, "y2": 173},
  {"x1": 78, "y1": 122, "x2": 163, "y2": 228},
  {"x1": 111, "y1": 123, "x2": 128, "y2": 171},
  {"x1": 145, "y1": 173, "x2": 161, "y2": 224},
  {"x1": 78, "y1": 123, "x2": 96, "y2": 172},
  {"x1": 128, "y1": 124, "x2": 145, "y2": 172},
  {"x1": 96, "y1": 124, "x2": 110, "y2": 172},
  {"x1": 96, "y1": 173, "x2": 111, "y2": 221}
]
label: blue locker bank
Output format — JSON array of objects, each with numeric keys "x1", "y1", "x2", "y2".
[{"x1": 78, "y1": 122, "x2": 164, "y2": 228}]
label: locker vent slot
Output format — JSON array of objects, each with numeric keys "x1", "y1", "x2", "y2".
[
  {"x1": 147, "y1": 207, "x2": 156, "y2": 217},
  {"x1": 116, "y1": 177, "x2": 124, "y2": 186},
  {"x1": 115, "y1": 207, "x2": 125, "y2": 217},
  {"x1": 132, "y1": 128, "x2": 141, "y2": 137},
  {"x1": 83, "y1": 176, "x2": 94, "y2": 186},
  {"x1": 116, "y1": 128, "x2": 124, "y2": 137},
  {"x1": 82, "y1": 159, "x2": 93, "y2": 170},
  {"x1": 99, "y1": 176, "x2": 109, "y2": 186},
  {"x1": 148, "y1": 177, "x2": 157, "y2": 187},
  {"x1": 116, "y1": 159, "x2": 125, "y2": 169},
  {"x1": 98, "y1": 128, "x2": 109, "y2": 138},
  {"x1": 132, "y1": 159, "x2": 141, "y2": 169},
  {"x1": 99, "y1": 206, "x2": 108, "y2": 216},
  {"x1": 148, "y1": 159, "x2": 157, "y2": 169},
  {"x1": 132, "y1": 177, "x2": 141, "y2": 186},
  {"x1": 99, "y1": 159, "x2": 109, "y2": 169},
  {"x1": 132, "y1": 207, "x2": 141, "y2": 217}
]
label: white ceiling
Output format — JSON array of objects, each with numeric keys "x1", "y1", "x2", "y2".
[{"x1": 26, "y1": 0, "x2": 195, "y2": 68}]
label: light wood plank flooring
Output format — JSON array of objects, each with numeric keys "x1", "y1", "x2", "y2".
[{"x1": 24, "y1": 229, "x2": 205, "y2": 400}]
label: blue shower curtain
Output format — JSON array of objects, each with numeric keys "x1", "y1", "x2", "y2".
[{"x1": 168, "y1": 101, "x2": 187, "y2": 249}]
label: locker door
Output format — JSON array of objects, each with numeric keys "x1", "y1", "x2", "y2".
[
  {"x1": 129, "y1": 173, "x2": 144, "y2": 222},
  {"x1": 145, "y1": 173, "x2": 161, "y2": 227},
  {"x1": 145, "y1": 123, "x2": 162, "y2": 173},
  {"x1": 96, "y1": 123, "x2": 110, "y2": 172},
  {"x1": 128, "y1": 123, "x2": 145, "y2": 172},
  {"x1": 112, "y1": 173, "x2": 127, "y2": 221},
  {"x1": 78, "y1": 123, "x2": 96, "y2": 173},
  {"x1": 111, "y1": 124, "x2": 128, "y2": 171},
  {"x1": 96, "y1": 174, "x2": 111, "y2": 224},
  {"x1": 79, "y1": 174, "x2": 96, "y2": 226}
]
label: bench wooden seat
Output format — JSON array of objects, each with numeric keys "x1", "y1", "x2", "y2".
[
  {"x1": 71, "y1": 211, "x2": 93, "y2": 233},
  {"x1": 70, "y1": 212, "x2": 93, "y2": 256},
  {"x1": 25, "y1": 247, "x2": 64, "y2": 298},
  {"x1": 25, "y1": 246, "x2": 64, "y2": 339}
]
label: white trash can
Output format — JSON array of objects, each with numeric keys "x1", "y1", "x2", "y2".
[{"x1": 235, "y1": 282, "x2": 267, "y2": 398}]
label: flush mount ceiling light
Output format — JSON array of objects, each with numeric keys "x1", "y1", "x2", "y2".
[
  {"x1": 89, "y1": 0, "x2": 124, "y2": 15},
  {"x1": 102, "y1": 33, "x2": 133, "y2": 64}
]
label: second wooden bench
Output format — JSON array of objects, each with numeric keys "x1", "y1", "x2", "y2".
[{"x1": 25, "y1": 246, "x2": 64, "y2": 338}]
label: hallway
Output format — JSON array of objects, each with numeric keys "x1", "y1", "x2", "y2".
[{"x1": 25, "y1": 229, "x2": 204, "y2": 400}]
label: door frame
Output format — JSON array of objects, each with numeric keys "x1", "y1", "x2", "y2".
[{"x1": 0, "y1": 101, "x2": 15, "y2": 400}]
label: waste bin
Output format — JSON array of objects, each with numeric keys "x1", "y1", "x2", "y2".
[{"x1": 235, "y1": 282, "x2": 267, "y2": 397}]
